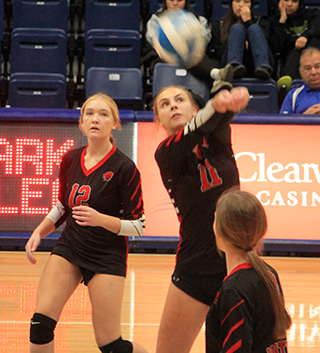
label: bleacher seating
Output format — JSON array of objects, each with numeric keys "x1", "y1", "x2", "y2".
[
  {"x1": 8, "y1": 73, "x2": 67, "y2": 108},
  {"x1": 12, "y1": 0, "x2": 69, "y2": 32},
  {"x1": 304, "y1": 0, "x2": 320, "y2": 9},
  {"x1": 84, "y1": 29, "x2": 141, "y2": 80},
  {"x1": 85, "y1": 0, "x2": 140, "y2": 32},
  {"x1": 152, "y1": 63, "x2": 210, "y2": 102},
  {"x1": 8, "y1": 27, "x2": 68, "y2": 108},
  {"x1": 232, "y1": 78, "x2": 279, "y2": 114},
  {"x1": 86, "y1": 67, "x2": 144, "y2": 111},
  {"x1": 0, "y1": 0, "x2": 298, "y2": 112},
  {"x1": 291, "y1": 79, "x2": 304, "y2": 90},
  {"x1": 10, "y1": 28, "x2": 67, "y2": 76}
]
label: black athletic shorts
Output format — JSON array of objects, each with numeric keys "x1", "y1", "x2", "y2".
[
  {"x1": 51, "y1": 244, "x2": 125, "y2": 286},
  {"x1": 171, "y1": 268, "x2": 225, "y2": 306}
]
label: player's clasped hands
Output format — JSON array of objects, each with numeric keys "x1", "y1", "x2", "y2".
[
  {"x1": 72, "y1": 205, "x2": 102, "y2": 227},
  {"x1": 211, "y1": 87, "x2": 250, "y2": 114}
]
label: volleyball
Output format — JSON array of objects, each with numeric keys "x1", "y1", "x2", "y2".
[{"x1": 151, "y1": 9, "x2": 206, "y2": 69}]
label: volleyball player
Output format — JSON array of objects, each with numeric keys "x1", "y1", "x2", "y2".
[
  {"x1": 25, "y1": 94, "x2": 148, "y2": 353},
  {"x1": 153, "y1": 85, "x2": 250, "y2": 353},
  {"x1": 206, "y1": 189, "x2": 292, "y2": 352}
]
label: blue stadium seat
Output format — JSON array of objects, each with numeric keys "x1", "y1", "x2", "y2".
[
  {"x1": 304, "y1": 0, "x2": 320, "y2": 9},
  {"x1": 9, "y1": 73, "x2": 67, "y2": 108},
  {"x1": 10, "y1": 28, "x2": 67, "y2": 76},
  {"x1": 149, "y1": 0, "x2": 204, "y2": 16},
  {"x1": 211, "y1": 0, "x2": 268, "y2": 22},
  {"x1": 84, "y1": 29, "x2": 140, "y2": 79},
  {"x1": 232, "y1": 78, "x2": 279, "y2": 113},
  {"x1": 85, "y1": 67, "x2": 144, "y2": 110},
  {"x1": 152, "y1": 63, "x2": 210, "y2": 101},
  {"x1": 85, "y1": 0, "x2": 140, "y2": 32},
  {"x1": 12, "y1": 0, "x2": 69, "y2": 32},
  {"x1": 291, "y1": 79, "x2": 304, "y2": 90}
]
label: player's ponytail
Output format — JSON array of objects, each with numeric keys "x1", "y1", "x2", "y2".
[
  {"x1": 214, "y1": 189, "x2": 292, "y2": 340},
  {"x1": 247, "y1": 251, "x2": 292, "y2": 340}
]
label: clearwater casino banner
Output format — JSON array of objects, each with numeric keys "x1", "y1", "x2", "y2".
[
  {"x1": 0, "y1": 116, "x2": 319, "y2": 243},
  {"x1": 137, "y1": 122, "x2": 320, "y2": 242}
]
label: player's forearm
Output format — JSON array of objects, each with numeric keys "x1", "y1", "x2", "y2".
[
  {"x1": 32, "y1": 218, "x2": 56, "y2": 239},
  {"x1": 99, "y1": 214, "x2": 146, "y2": 237},
  {"x1": 98, "y1": 214, "x2": 122, "y2": 234}
]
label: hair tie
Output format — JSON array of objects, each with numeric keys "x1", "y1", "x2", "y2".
[{"x1": 245, "y1": 246, "x2": 253, "y2": 252}]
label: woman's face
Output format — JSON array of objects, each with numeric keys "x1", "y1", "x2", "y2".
[
  {"x1": 80, "y1": 98, "x2": 117, "y2": 140},
  {"x1": 282, "y1": 0, "x2": 300, "y2": 16},
  {"x1": 232, "y1": 0, "x2": 251, "y2": 17},
  {"x1": 155, "y1": 87, "x2": 197, "y2": 136},
  {"x1": 166, "y1": 0, "x2": 186, "y2": 10}
]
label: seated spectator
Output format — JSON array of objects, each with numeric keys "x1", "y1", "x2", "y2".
[
  {"x1": 209, "y1": 0, "x2": 274, "y2": 80},
  {"x1": 143, "y1": 0, "x2": 234, "y2": 94},
  {"x1": 270, "y1": 0, "x2": 320, "y2": 81},
  {"x1": 280, "y1": 47, "x2": 320, "y2": 114}
]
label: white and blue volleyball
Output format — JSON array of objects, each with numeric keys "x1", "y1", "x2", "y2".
[{"x1": 151, "y1": 9, "x2": 206, "y2": 69}]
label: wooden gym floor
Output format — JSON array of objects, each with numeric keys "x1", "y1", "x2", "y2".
[{"x1": 0, "y1": 252, "x2": 319, "y2": 353}]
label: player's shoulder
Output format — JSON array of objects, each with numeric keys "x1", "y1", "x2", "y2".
[
  {"x1": 222, "y1": 267, "x2": 261, "y2": 294},
  {"x1": 113, "y1": 147, "x2": 139, "y2": 172},
  {"x1": 62, "y1": 146, "x2": 85, "y2": 163}
]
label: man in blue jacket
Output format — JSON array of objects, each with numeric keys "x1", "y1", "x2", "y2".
[{"x1": 280, "y1": 47, "x2": 320, "y2": 114}]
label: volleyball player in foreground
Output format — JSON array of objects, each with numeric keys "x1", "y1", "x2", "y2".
[
  {"x1": 25, "y1": 94, "x2": 148, "y2": 353},
  {"x1": 206, "y1": 189, "x2": 292, "y2": 352}
]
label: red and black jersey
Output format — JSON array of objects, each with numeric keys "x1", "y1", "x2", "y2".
[
  {"x1": 155, "y1": 104, "x2": 240, "y2": 276},
  {"x1": 52, "y1": 145, "x2": 144, "y2": 276},
  {"x1": 206, "y1": 263, "x2": 288, "y2": 353}
]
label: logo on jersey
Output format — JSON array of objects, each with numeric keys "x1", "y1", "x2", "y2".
[{"x1": 102, "y1": 171, "x2": 114, "y2": 182}]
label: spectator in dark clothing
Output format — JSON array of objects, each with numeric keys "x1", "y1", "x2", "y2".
[
  {"x1": 270, "y1": 0, "x2": 320, "y2": 81},
  {"x1": 209, "y1": 0, "x2": 274, "y2": 80}
]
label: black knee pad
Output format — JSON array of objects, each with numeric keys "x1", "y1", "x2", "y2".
[
  {"x1": 30, "y1": 313, "x2": 57, "y2": 345},
  {"x1": 99, "y1": 336, "x2": 133, "y2": 353}
]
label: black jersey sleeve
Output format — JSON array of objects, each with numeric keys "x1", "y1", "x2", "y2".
[
  {"x1": 155, "y1": 101, "x2": 235, "y2": 169},
  {"x1": 216, "y1": 287, "x2": 254, "y2": 352},
  {"x1": 54, "y1": 151, "x2": 72, "y2": 229},
  {"x1": 117, "y1": 159, "x2": 145, "y2": 236},
  {"x1": 119, "y1": 160, "x2": 144, "y2": 221}
]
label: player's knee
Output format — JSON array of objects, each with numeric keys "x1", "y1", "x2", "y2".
[
  {"x1": 29, "y1": 313, "x2": 57, "y2": 345},
  {"x1": 99, "y1": 336, "x2": 133, "y2": 353}
]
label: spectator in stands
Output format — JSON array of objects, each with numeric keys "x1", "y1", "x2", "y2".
[
  {"x1": 270, "y1": 0, "x2": 320, "y2": 82},
  {"x1": 209, "y1": 0, "x2": 274, "y2": 80},
  {"x1": 143, "y1": 0, "x2": 234, "y2": 95},
  {"x1": 280, "y1": 47, "x2": 320, "y2": 114}
]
